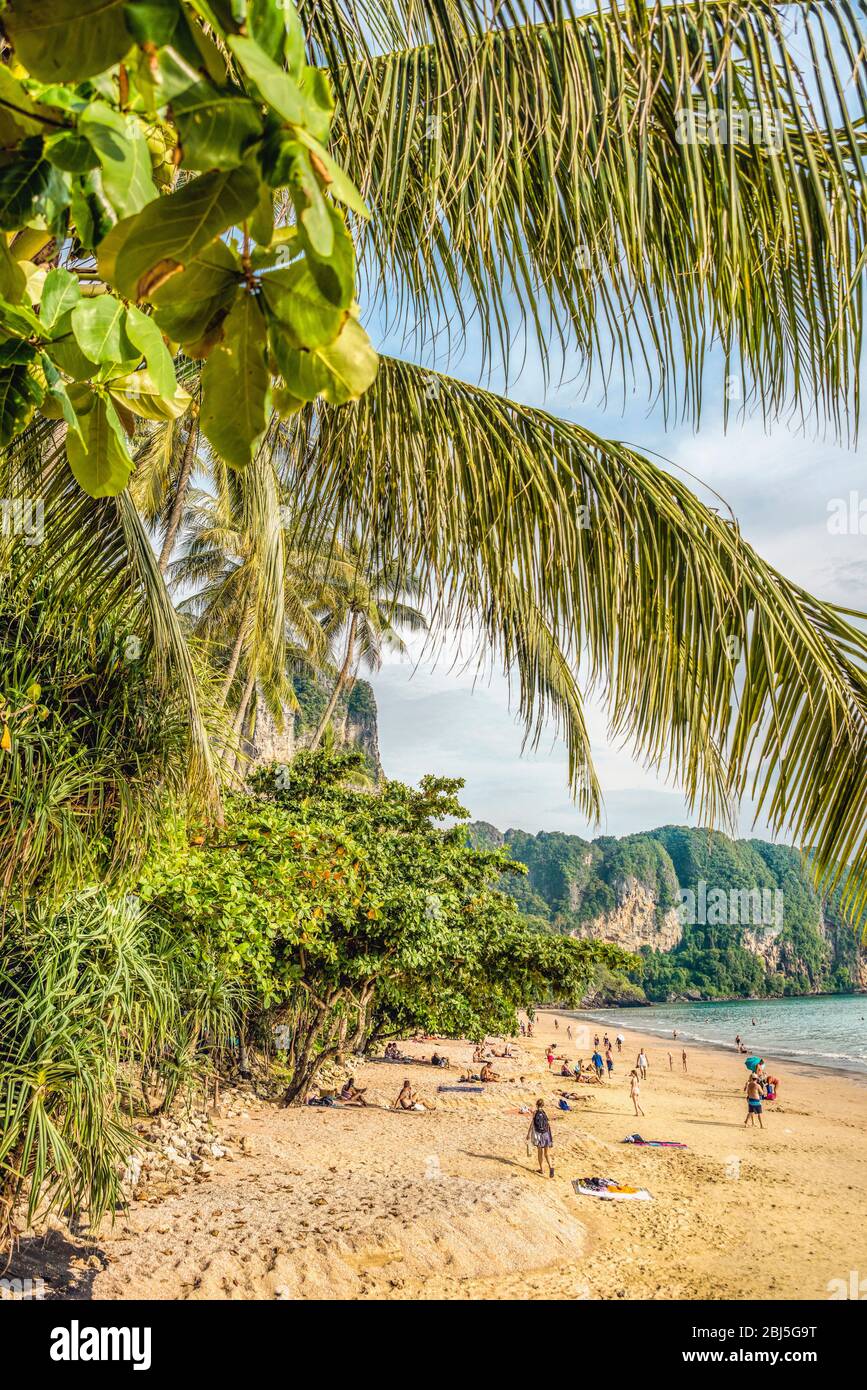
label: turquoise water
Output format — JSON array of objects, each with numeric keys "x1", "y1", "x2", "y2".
[{"x1": 572, "y1": 995, "x2": 867, "y2": 1076}]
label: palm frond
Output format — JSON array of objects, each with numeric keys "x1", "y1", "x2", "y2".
[
  {"x1": 284, "y1": 354, "x2": 867, "y2": 916},
  {"x1": 316, "y1": 0, "x2": 866, "y2": 429}
]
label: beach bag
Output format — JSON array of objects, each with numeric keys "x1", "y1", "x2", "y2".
[{"x1": 533, "y1": 1109, "x2": 549, "y2": 1133}]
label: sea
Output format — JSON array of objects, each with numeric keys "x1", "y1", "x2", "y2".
[{"x1": 570, "y1": 994, "x2": 867, "y2": 1077}]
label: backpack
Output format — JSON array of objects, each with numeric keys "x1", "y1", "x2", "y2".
[{"x1": 533, "y1": 1109, "x2": 549, "y2": 1133}]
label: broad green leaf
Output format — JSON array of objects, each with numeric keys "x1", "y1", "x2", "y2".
[
  {"x1": 291, "y1": 150, "x2": 333, "y2": 257},
  {"x1": 108, "y1": 165, "x2": 259, "y2": 300},
  {"x1": 78, "y1": 104, "x2": 157, "y2": 218},
  {"x1": 125, "y1": 304, "x2": 177, "y2": 397},
  {"x1": 3, "y1": 0, "x2": 132, "y2": 82},
  {"x1": 292, "y1": 129, "x2": 370, "y2": 220},
  {"x1": 311, "y1": 317, "x2": 378, "y2": 404},
  {"x1": 71, "y1": 294, "x2": 137, "y2": 364},
  {"x1": 173, "y1": 86, "x2": 262, "y2": 172},
  {"x1": 38, "y1": 352, "x2": 85, "y2": 441},
  {"x1": 261, "y1": 260, "x2": 346, "y2": 349},
  {"x1": 0, "y1": 340, "x2": 43, "y2": 444},
  {"x1": 0, "y1": 67, "x2": 66, "y2": 144},
  {"x1": 227, "y1": 36, "x2": 309, "y2": 127},
  {"x1": 122, "y1": 0, "x2": 181, "y2": 46},
  {"x1": 200, "y1": 293, "x2": 270, "y2": 468},
  {"x1": 0, "y1": 238, "x2": 27, "y2": 302},
  {"x1": 300, "y1": 204, "x2": 355, "y2": 308},
  {"x1": 108, "y1": 369, "x2": 191, "y2": 421},
  {"x1": 66, "y1": 394, "x2": 134, "y2": 497},
  {"x1": 39, "y1": 266, "x2": 81, "y2": 333},
  {"x1": 150, "y1": 238, "x2": 241, "y2": 349},
  {"x1": 45, "y1": 130, "x2": 100, "y2": 174},
  {"x1": 247, "y1": 0, "x2": 287, "y2": 64},
  {"x1": 270, "y1": 314, "x2": 378, "y2": 405},
  {"x1": 0, "y1": 137, "x2": 70, "y2": 233}
]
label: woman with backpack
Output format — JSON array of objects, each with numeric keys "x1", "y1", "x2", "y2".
[{"x1": 526, "y1": 1098, "x2": 555, "y2": 1177}]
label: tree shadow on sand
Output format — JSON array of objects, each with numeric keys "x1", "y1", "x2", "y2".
[{"x1": 4, "y1": 1228, "x2": 108, "y2": 1300}]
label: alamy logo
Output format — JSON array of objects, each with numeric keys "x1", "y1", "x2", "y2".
[
  {"x1": 49, "y1": 1320, "x2": 152, "y2": 1371},
  {"x1": 0, "y1": 497, "x2": 44, "y2": 545},
  {"x1": 678, "y1": 880, "x2": 783, "y2": 928},
  {"x1": 827, "y1": 1270, "x2": 867, "y2": 1300}
]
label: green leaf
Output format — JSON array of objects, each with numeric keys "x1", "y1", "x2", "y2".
[
  {"x1": 0, "y1": 137, "x2": 70, "y2": 233},
  {"x1": 0, "y1": 239, "x2": 27, "y2": 303},
  {"x1": 108, "y1": 368, "x2": 190, "y2": 421},
  {"x1": 300, "y1": 204, "x2": 355, "y2": 308},
  {"x1": 71, "y1": 293, "x2": 137, "y2": 364},
  {"x1": 3, "y1": 0, "x2": 133, "y2": 82},
  {"x1": 106, "y1": 165, "x2": 259, "y2": 301},
  {"x1": 173, "y1": 85, "x2": 262, "y2": 173},
  {"x1": 45, "y1": 131, "x2": 101, "y2": 174},
  {"x1": 291, "y1": 149, "x2": 333, "y2": 257},
  {"x1": 38, "y1": 351, "x2": 85, "y2": 441},
  {"x1": 150, "y1": 238, "x2": 241, "y2": 349},
  {"x1": 260, "y1": 260, "x2": 346, "y2": 349},
  {"x1": 292, "y1": 129, "x2": 370, "y2": 220},
  {"x1": 247, "y1": 0, "x2": 287, "y2": 64},
  {"x1": 310, "y1": 317, "x2": 378, "y2": 405},
  {"x1": 39, "y1": 266, "x2": 81, "y2": 333},
  {"x1": 227, "y1": 35, "x2": 310, "y2": 128},
  {"x1": 78, "y1": 104, "x2": 158, "y2": 218},
  {"x1": 200, "y1": 293, "x2": 270, "y2": 468},
  {"x1": 0, "y1": 67, "x2": 67, "y2": 144},
  {"x1": 66, "y1": 393, "x2": 134, "y2": 497},
  {"x1": 0, "y1": 339, "x2": 43, "y2": 445},
  {"x1": 270, "y1": 314, "x2": 378, "y2": 405},
  {"x1": 122, "y1": 0, "x2": 180, "y2": 47},
  {"x1": 124, "y1": 304, "x2": 177, "y2": 397}
]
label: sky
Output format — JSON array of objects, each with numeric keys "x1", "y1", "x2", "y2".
[
  {"x1": 366, "y1": 355, "x2": 866, "y2": 841},
  {"x1": 358, "y1": 10, "x2": 866, "y2": 844}
]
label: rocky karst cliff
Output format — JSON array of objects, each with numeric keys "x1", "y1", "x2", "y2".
[
  {"x1": 468, "y1": 822, "x2": 863, "y2": 1001},
  {"x1": 244, "y1": 676, "x2": 383, "y2": 780}
]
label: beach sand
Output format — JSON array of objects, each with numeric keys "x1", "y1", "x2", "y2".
[{"x1": 10, "y1": 1010, "x2": 867, "y2": 1300}]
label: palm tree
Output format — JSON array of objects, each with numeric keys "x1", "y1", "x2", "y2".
[
  {"x1": 4, "y1": 1, "x2": 867, "y2": 916},
  {"x1": 309, "y1": 557, "x2": 427, "y2": 750}
]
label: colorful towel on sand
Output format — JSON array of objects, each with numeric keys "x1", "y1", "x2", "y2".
[
  {"x1": 437, "y1": 1085, "x2": 484, "y2": 1093},
  {"x1": 622, "y1": 1134, "x2": 687, "y2": 1149},
  {"x1": 573, "y1": 1177, "x2": 652, "y2": 1201}
]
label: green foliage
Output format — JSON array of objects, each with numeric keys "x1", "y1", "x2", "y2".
[
  {"x1": 143, "y1": 750, "x2": 632, "y2": 1100},
  {"x1": 0, "y1": 559, "x2": 191, "y2": 902},
  {"x1": 473, "y1": 821, "x2": 864, "y2": 1002},
  {"x1": 0, "y1": 0, "x2": 378, "y2": 493}
]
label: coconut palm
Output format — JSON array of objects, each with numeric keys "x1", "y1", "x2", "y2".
[
  {"x1": 309, "y1": 557, "x2": 428, "y2": 749},
  {"x1": 3, "y1": 0, "x2": 867, "y2": 915}
]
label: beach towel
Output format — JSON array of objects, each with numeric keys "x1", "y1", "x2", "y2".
[
  {"x1": 437, "y1": 1085, "x2": 484, "y2": 1094},
  {"x1": 622, "y1": 1134, "x2": 687, "y2": 1149},
  {"x1": 572, "y1": 1177, "x2": 652, "y2": 1201}
]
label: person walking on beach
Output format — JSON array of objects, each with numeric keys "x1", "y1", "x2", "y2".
[
  {"x1": 629, "y1": 1070, "x2": 645, "y2": 1117},
  {"x1": 682, "y1": 1049, "x2": 688, "y2": 1072},
  {"x1": 616, "y1": 1033, "x2": 624, "y2": 1054},
  {"x1": 668, "y1": 1051, "x2": 673, "y2": 1071},
  {"x1": 605, "y1": 1047, "x2": 614, "y2": 1079},
  {"x1": 592, "y1": 1048, "x2": 604, "y2": 1080},
  {"x1": 637, "y1": 1049, "x2": 648, "y2": 1082},
  {"x1": 546, "y1": 1048, "x2": 554, "y2": 1070},
  {"x1": 567, "y1": 1024, "x2": 573, "y2": 1041},
  {"x1": 527, "y1": 1099, "x2": 555, "y2": 1177},
  {"x1": 744, "y1": 1072, "x2": 764, "y2": 1128},
  {"x1": 554, "y1": 1018, "x2": 559, "y2": 1031}
]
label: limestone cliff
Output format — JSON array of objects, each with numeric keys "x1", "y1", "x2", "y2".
[{"x1": 245, "y1": 676, "x2": 383, "y2": 780}]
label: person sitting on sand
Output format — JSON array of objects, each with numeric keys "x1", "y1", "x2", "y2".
[
  {"x1": 393, "y1": 1079, "x2": 435, "y2": 1112},
  {"x1": 340, "y1": 1076, "x2": 368, "y2": 1105},
  {"x1": 765, "y1": 1074, "x2": 779, "y2": 1102},
  {"x1": 744, "y1": 1072, "x2": 764, "y2": 1128},
  {"x1": 430, "y1": 1051, "x2": 449, "y2": 1068},
  {"x1": 629, "y1": 1069, "x2": 645, "y2": 1117},
  {"x1": 560, "y1": 1061, "x2": 573, "y2": 1077},
  {"x1": 526, "y1": 1099, "x2": 555, "y2": 1178},
  {"x1": 479, "y1": 1062, "x2": 500, "y2": 1083}
]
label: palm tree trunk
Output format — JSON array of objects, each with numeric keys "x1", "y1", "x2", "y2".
[
  {"x1": 309, "y1": 610, "x2": 358, "y2": 751},
  {"x1": 157, "y1": 415, "x2": 198, "y2": 576},
  {"x1": 218, "y1": 600, "x2": 252, "y2": 706},
  {"x1": 231, "y1": 669, "x2": 256, "y2": 742}
]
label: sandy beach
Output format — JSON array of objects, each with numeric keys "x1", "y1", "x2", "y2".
[{"x1": 10, "y1": 1009, "x2": 867, "y2": 1301}]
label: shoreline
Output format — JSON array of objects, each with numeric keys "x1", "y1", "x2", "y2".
[{"x1": 567, "y1": 1003, "x2": 867, "y2": 1083}]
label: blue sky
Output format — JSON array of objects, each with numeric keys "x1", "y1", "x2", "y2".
[{"x1": 366, "y1": 343, "x2": 866, "y2": 839}]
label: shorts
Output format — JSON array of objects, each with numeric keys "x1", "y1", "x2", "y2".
[{"x1": 748, "y1": 1099, "x2": 762, "y2": 1113}]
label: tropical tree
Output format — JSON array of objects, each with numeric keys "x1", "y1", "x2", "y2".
[
  {"x1": 309, "y1": 555, "x2": 427, "y2": 749},
  {"x1": 1, "y1": 0, "x2": 866, "y2": 917}
]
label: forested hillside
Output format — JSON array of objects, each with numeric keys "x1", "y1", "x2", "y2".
[{"x1": 468, "y1": 824, "x2": 865, "y2": 1002}]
